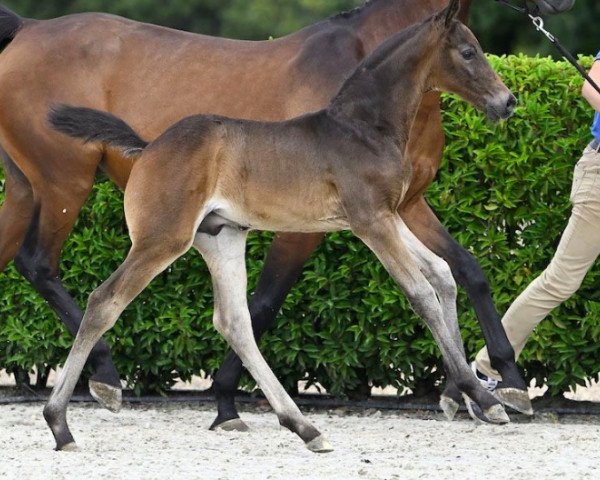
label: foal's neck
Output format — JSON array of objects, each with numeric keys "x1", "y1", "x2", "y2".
[
  {"x1": 342, "y1": 0, "x2": 472, "y2": 53},
  {"x1": 328, "y1": 22, "x2": 439, "y2": 152}
]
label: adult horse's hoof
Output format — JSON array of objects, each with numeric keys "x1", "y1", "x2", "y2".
[
  {"x1": 89, "y1": 380, "x2": 122, "y2": 413},
  {"x1": 495, "y1": 387, "x2": 533, "y2": 416},
  {"x1": 305, "y1": 435, "x2": 334, "y2": 453},
  {"x1": 58, "y1": 442, "x2": 80, "y2": 452},
  {"x1": 213, "y1": 418, "x2": 250, "y2": 432},
  {"x1": 439, "y1": 395, "x2": 460, "y2": 421}
]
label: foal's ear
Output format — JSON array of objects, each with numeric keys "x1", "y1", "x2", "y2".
[{"x1": 435, "y1": 0, "x2": 460, "y2": 28}]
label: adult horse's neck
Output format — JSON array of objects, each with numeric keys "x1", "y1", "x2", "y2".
[
  {"x1": 328, "y1": 20, "x2": 440, "y2": 150},
  {"x1": 335, "y1": 0, "x2": 473, "y2": 53}
]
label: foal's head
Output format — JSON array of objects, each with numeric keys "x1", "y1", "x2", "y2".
[{"x1": 428, "y1": 0, "x2": 516, "y2": 121}]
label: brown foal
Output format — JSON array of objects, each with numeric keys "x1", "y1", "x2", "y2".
[{"x1": 45, "y1": 1, "x2": 516, "y2": 452}]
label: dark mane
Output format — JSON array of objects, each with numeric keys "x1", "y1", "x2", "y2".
[
  {"x1": 330, "y1": 0, "x2": 384, "y2": 22},
  {"x1": 329, "y1": 18, "x2": 428, "y2": 107}
]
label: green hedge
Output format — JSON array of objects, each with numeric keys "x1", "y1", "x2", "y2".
[{"x1": 1, "y1": 55, "x2": 599, "y2": 397}]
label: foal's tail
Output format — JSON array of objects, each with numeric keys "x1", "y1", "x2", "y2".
[
  {"x1": 0, "y1": 5, "x2": 24, "y2": 50},
  {"x1": 49, "y1": 105, "x2": 149, "y2": 157}
]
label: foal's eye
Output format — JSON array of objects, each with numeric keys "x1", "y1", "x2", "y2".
[{"x1": 461, "y1": 49, "x2": 475, "y2": 60}]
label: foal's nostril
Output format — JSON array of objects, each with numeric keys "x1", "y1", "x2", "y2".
[{"x1": 506, "y1": 94, "x2": 518, "y2": 110}]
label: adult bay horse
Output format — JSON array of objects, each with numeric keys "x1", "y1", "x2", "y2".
[
  {"x1": 0, "y1": 0, "x2": 574, "y2": 421},
  {"x1": 45, "y1": 0, "x2": 516, "y2": 452}
]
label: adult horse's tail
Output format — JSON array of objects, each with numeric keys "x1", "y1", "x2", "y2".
[
  {"x1": 0, "y1": 5, "x2": 24, "y2": 50},
  {"x1": 49, "y1": 105, "x2": 149, "y2": 157}
]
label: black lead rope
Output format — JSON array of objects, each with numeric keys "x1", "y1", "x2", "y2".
[
  {"x1": 495, "y1": 0, "x2": 530, "y2": 14},
  {"x1": 495, "y1": 0, "x2": 600, "y2": 96}
]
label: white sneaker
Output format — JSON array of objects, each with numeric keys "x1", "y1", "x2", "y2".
[{"x1": 471, "y1": 361, "x2": 498, "y2": 391}]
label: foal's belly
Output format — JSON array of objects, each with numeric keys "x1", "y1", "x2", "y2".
[{"x1": 207, "y1": 196, "x2": 350, "y2": 234}]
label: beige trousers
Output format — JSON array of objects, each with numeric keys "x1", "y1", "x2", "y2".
[{"x1": 476, "y1": 145, "x2": 600, "y2": 380}]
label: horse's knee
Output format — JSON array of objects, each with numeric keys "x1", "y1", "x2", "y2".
[
  {"x1": 405, "y1": 281, "x2": 440, "y2": 319},
  {"x1": 430, "y1": 257, "x2": 457, "y2": 300},
  {"x1": 454, "y1": 251, "x2": 490, "y2": 296},
  {"x1": 14, "y1": 250, "x2": 57, "y2": 292}
]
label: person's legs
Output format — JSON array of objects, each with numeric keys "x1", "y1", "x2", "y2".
[{"x1": 476, "y1": 147, "x2": 600, "y2": 379}]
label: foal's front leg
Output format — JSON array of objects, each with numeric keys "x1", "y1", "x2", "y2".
[
  {"x1": 194, "y1": 227, "x2": 332, "y2": 453},
  {"x1": 394, "y1": 220, "x2": 499, "y2": 422},
  {"x1": 402, "y1": 197, "x2": 531, "y2": 416},
  {"x1": 352, "y1": 214, "x2": 509, "y2": 423},
  {"x1": 393, "y1": 220, "x2": 465, "y2": 420}
]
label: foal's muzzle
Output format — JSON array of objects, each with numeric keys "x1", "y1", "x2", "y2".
[{"x1": 486, "y1": 93, "x2": 517, "y2": 121}]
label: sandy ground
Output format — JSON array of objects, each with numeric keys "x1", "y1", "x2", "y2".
[{"x1": 1, "y1": 403, "x2": 599, "y2": 480}]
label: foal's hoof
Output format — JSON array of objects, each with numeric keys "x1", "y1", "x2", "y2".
[
  {"x1": 306, "y1": 435, "x2": 334, "y2": 453},
  {"x1": 214, "y1": 418, "x2": 250, "y2": 432},
  {"x1": 439, "y1": 395, "x2": 460, "y2": 421},
  {"x1": 495, "y1": 388, "x2": 533, "y2": 416},
  {"x1": 484, "y1": 404, "x2": 511, "y2": 424},
  {"x1": 58, "y1": 442, "x2": 80, "y2": 452},
  {"x1": 89, "y1": 380, "x2": 122, "y2": 413},
  {"x1": 464, "y1": 395, "x2": 510, "y2": 425}
]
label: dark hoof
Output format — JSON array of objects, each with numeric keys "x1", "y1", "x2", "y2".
[
  {"x1": 89, "y1": 380, "x2": 122, "y2": 413},
  {"x1": 213, "y1": 418, "x2": 250, "y2": 432},
  {"x1": 439, "y1": 395, "x2": 460, "y2": 421},
  {"x1": 495, "y1": 387, "x2": 534, "y2": 416},
  {"x1": 306, "y1": 435, "x2": 334, "y2": 453},
  {"x1": 464, "y1": 395, "x2": 510, "y2": 425}
]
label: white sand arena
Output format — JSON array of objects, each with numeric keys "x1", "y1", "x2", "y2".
[{"x1": 1, "y1": 402, "x2": 599, "y2": 480}]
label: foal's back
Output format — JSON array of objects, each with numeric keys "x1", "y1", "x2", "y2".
[{"x1": 125, "y1": 88, "x2": 410, "y2": 234}]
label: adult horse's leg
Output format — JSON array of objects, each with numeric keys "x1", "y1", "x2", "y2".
[
  {"x1": 13, "y1": 188, "x2": 122, "y2": 411},
  {"x1": 1, "y1": 136, "x2": 122, "y2": 409},
  {"x1": 353, "y1": 214, "x2": 509, "y2": 423},
  {"x1": 196, "y1": 228, "x2": 332, "y2": 452},
  {"x1": 402, "y1": 197, "x2": 531, "y2": 416},
  {"x1": 0, "y1": 149, "x2": 120, "y2": 404},
  {"x1": 0, "y1": 152, "x2": 34, "y2": 272},
  {"x1": 211, "y1": 232, "x2": 325, "y2": 431}
]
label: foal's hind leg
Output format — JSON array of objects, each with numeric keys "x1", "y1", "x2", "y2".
[
  {"x1": 44, "y1": 240, "x2": 189, "y2": 450},
  {"x1": 211, "y1": 232, "x2": 325, "y2": 431},
  {"x1": 353, "y1": 214, "x2": 508, "y2": 424},
  {"x1": 195, "y1": 228, "x2": 332, "y2": 453}
]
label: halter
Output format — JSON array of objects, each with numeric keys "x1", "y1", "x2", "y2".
[{"x1": 495, "y1": 0, "x2": 600, "y2": 95}]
